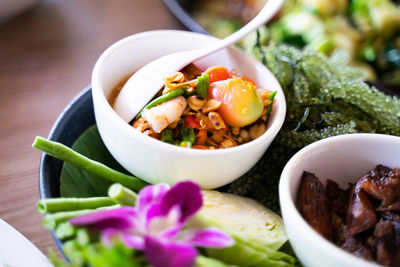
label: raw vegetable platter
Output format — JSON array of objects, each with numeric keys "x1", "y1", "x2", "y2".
[
  {"x1": 36, "y1": 2, "x2": 400, "y2": 264},
  {"x1": 36, "y1": 44, "x2": 400, "y2": 267},
  {"x1": 37, "y1": 87, "x2": 298, "y2": 266}
]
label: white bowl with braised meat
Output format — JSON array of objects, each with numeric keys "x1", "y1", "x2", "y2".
[
  {"x1": 91, "y1": 30, "x2": 286, "y2": 189},
  {"x1": 279, "y1": 133, "x2": 400, "y2": 267}
]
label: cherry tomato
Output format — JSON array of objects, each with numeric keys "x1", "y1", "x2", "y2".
[{"x1": 204, "y1": 66, "x2": 232, "y2": 84}]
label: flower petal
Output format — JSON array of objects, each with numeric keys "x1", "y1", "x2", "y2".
[
  {"x1": 161, "y1": 181, "x2": 203, "y2": 223},
  {"x1": 145, "y1": 236, "x2": 198, "y2": 267},
  {"x1": 69, "y1": 206, "x2": 136, "y2": 230},
  {"x1": 100, "y1": 228, "x2": 118, "y2": 246},
  {"x1": 137, "y1": 183, "x2": 170, "y2": 211},
  {"x1": 100, "y1": 228, "x2": 145, "y2": 250},
  {"x1": 179, "y1": 228, "x2": 234, "y2": 248},
  {"x1": 147, "y1": 205, "x2": 182, "y2": 239},
  {"x1": 121, "y1": 232, "x2": 145, "y2": 250}
]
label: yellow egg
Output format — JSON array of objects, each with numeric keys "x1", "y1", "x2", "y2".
[{"x1": 208, "y1": 78, "x2": 263, "y2": 127}]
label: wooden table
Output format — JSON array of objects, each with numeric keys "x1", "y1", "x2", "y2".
[{"x1": 0, "y1": 0, "x2": 183, "y2": 255}]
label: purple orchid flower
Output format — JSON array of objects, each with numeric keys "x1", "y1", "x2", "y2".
[{"x1": 69, "y1": 181, "x2": 233, "y2": 267}]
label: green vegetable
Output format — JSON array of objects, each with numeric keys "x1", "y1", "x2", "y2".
[
  {"x1": 59, "y1": 125, "x2": 128, "y2": 198},
  {"x1": 196, "y1": 74, "x2": 210, "y2": 98},
  {"x1": 76, "y1": 228, "x2": 98, "y2": 247},
  {"x1": 107, "y1": 183, "x2": 137, "y2": 206},
  {"x1": 55, "y1": 222, "x2": 77, "y2": 240},
  {"x1": 43, "y1": 205, "x2": 119, "y2": 230},
  {"x1": 180, "y1": 123, "x2": 196, "y2": 144},
  {"x1": 44, "y1": 209, "x2": 97, "y2": 230},
  {"x1": 160, "y1": 128, "x2": 174, "y2": 144},
  {"x1": 83, "y1": 242, "x2": 143, "y2": 267},
  {"x1": 49, "y1": 248, "x2": 81, "y2": 267},
  {"x1": 195, "y1": 255, "x2": 238, "y2": 267},
  {"x1": 191, "y1": 191, "x2": 297, "y2": 267},
  {"x1": 37, "y1": 197, "x2": 116, "y2": 214},
  {"x1": 135, "y1": 87, "x2": 185, "y2": 120},
  {"x1": 266, "y1": 91, "x2": 277, "y2": 116},
  {"x1": 227, "y1": 43, "x2": 400, "y2": 212},
  {"x1": 62, "y1": 240, "x2": 85, "y2": 266},
  {"x1": 293, "y1": 107, "x2": 310, "y2": 132},
  {"x1": 52, "y1": 240, "x2": 143, "y2": 267},
  {"x1": 179, "y1": 141, "x2": 192, "y2": 148},
  {"x1": 62, "y1": 241, "x2": 143, "y2": 267},
  {"x1": 32, "y1": 136, "x2": 148, "y2": 192}
]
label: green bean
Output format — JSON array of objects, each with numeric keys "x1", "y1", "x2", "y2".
[
  {"x1": 135, "y1": 87, "x2": 186, "y2": 120},
  {"x1": 55, "y1": 222, "x2": 77, "y2": 240},
  {"x1": 62, "y1": 239, "x2": 84, "y2": 265},
  {"x1": 32, "y1": 136, "x2": 148, "y2": 192},
  {"x1": 197, "y1": 74, "x2": 209, "y2": 98},
  {"x1": 108, "y1": 183, "x2": 138, "y2": 206},
  {"x1": 267, "y1": 91, "x2": 277, "y2": 115},
  {"x1": 37, "y1": 197, "x2": 116, "y2": 214},
  {"x1": 43, "y1": 205, "x2": 120, "y2": 230},
  {"x1": 76, "y1": 228, "x2": 98, "y2": 246}
]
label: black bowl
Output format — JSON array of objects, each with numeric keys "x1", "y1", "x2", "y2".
[
  {"x1": 163, "y1": 0, "x2": 208, "y2": 34},
  {"x1": 39, "y1": 86, "x2": 94, "y2": 199},
  {"x1": 38, "y1": 86, "x2": 94, "y2": 254}
]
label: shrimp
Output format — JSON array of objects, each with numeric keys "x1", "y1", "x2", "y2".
[{"x1": 142, "y1": 96, "x2": 187, "y2": 133}]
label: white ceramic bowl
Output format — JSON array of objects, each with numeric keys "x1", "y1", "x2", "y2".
[
  {"x1": 279, "y1": 133, "x2": 400, "y2": 267},
  {"x1": 91, "y1": 30, "x2": 286, "y2": 189}
]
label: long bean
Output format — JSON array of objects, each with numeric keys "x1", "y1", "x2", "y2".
[
  {"x1": 134, "y1": 86, "x2": 185, "y2": 120},
  {"x1": 76, "y1": 228, "x2": 98, "y2": 246},
  {"x1": 37, "y1": 197, "x2": 116, "y2": 214},
  {"x1": 108, "y1": 183, "x2": 137, "y2": 206},
  {"x1": 55, "y1": 222, "x2": 77, "y2": 240},
  {"x1": 32, "y1": 136, "x2": 148, "y2": 192},
  {"x1": 43, "y1": 205, "x2": 120, "y2": 230},
  {"x1": 62, "y1": 239, "x2": 83, "y2": 264}
]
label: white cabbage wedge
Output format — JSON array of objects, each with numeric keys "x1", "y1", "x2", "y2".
[{"x1": 191, "y1": 190, "x2": 298, "y2": 267}]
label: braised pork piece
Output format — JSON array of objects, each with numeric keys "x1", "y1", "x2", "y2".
[{"x1": 297, "y1": 165, "x2": 400, "y2": 266}]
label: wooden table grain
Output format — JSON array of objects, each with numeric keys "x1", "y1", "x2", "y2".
[{"x1": 0, "y1": 0, "x2": 183, "y2": 256}]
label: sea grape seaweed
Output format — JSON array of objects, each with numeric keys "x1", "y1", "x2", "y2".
[{"x1": 226, "y1": 42, "x2": 400, "y2": 213}]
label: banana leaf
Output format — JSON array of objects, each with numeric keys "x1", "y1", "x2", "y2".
[{"x1": 60, "y1": 125, "x2": 129, "y2": 197}]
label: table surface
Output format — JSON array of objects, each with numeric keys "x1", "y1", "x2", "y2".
[{"x1": 0, "y1": 0, "x2": 183, "y2": 256}]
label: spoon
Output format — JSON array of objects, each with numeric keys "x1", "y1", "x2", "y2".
[{"x1": 113, "y1": 0, "x2": 284, "y2": 122}]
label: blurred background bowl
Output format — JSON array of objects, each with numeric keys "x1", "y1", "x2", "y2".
[
  {"x1": 163, "y1": 0, "x2": 400, "y2": 92},
  {"x1": 279, "y1": 133, "x2": 400, "y2": 267},
  {"x1": 0, "y1": 0, "x2": 42, "y2": 23}
]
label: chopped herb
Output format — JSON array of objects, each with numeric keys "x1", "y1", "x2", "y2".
[
  {"x1": 180, "y1": 124, "x2": 195, "y2": 144},
  {"x1": 161, "y1": 129, "x2": 174, "y2": 144}
]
